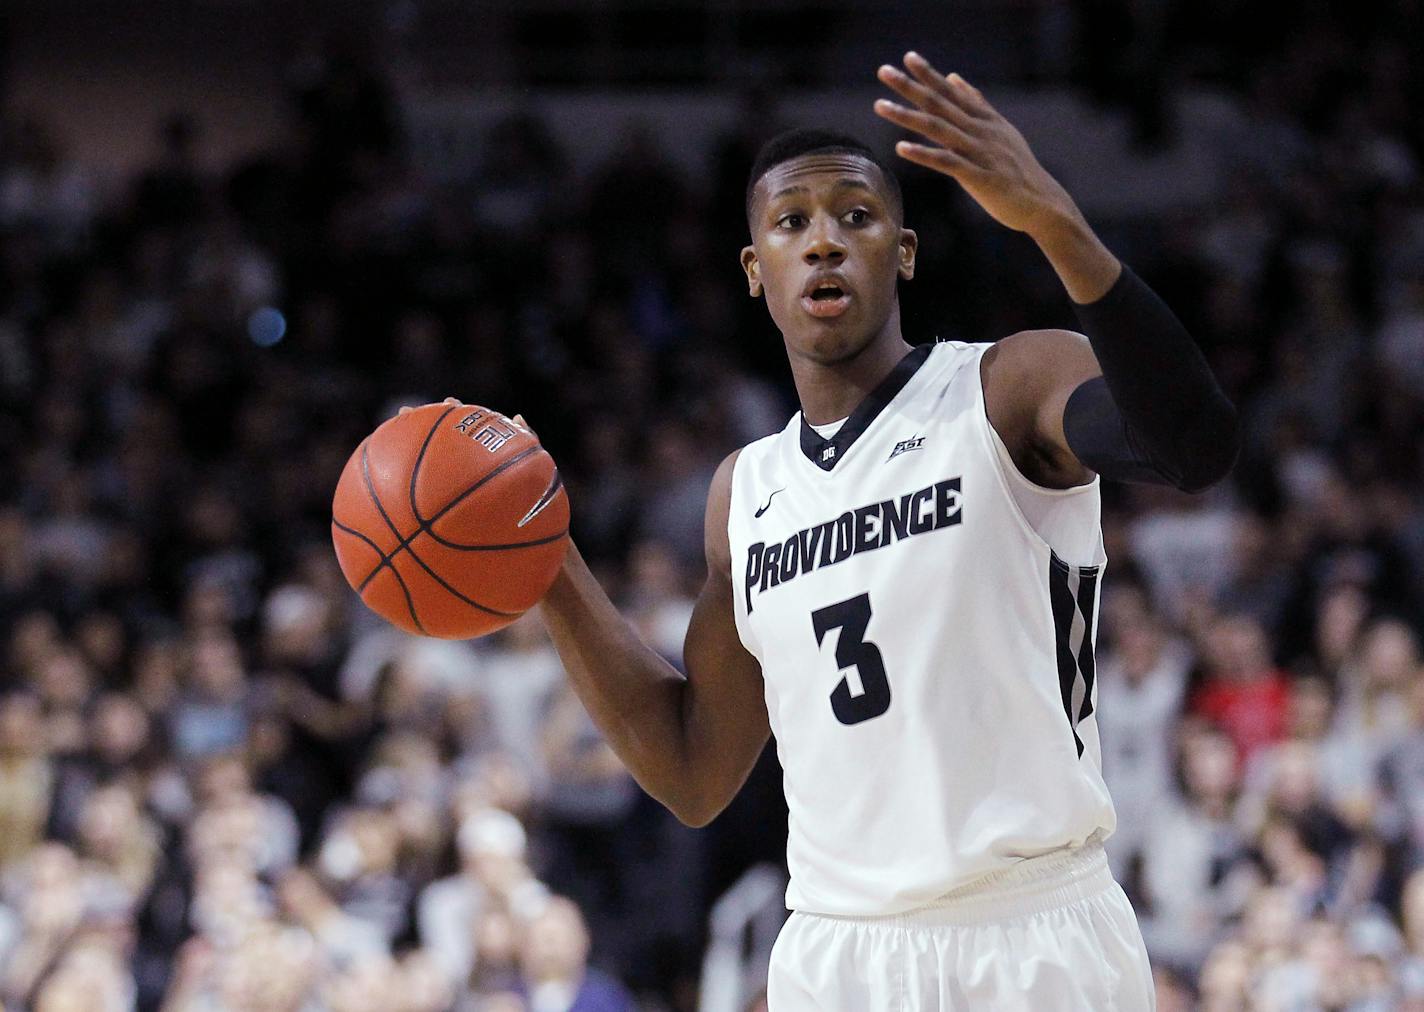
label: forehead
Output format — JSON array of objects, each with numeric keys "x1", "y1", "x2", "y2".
[{"x1": 754, "y1": 153, "x2": 888, "y2": 209}]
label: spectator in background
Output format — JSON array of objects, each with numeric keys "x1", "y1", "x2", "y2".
[
  {"x1": 418, "y1": 807, "x2": 546, "y2": 987},
  {"x1": 1191, "y1": 611, "x2": 1291, "y2": 768},
  {"x1": 73, "y1": 783, "x2": 163, "y2": 908},
  {"x1": 187, "y1": 752, "x2": 300, "y2": 878},
  {"x1": 1335, "y1": 617, "x2": 1419, "y2": 750},
  {"x1": 1139, "y1": 725, "x2": 1252, "y2": 972},
  {"x1": 538, "y1": 682, "x2": 639, "y2": 961},
  {"x1": 457, "y1": 612, "x2": 564, "y2": 786},
  {"x1": 277, "y1": 865, "x2": 387, "y2": 967},
  {"x1": 1378, "y1": 675, "x2": 1424, "y2": 870},
  {"x1": 0, "y1": 693, "x2": 53, "y2": 868},
  {"x1": 1244, "y1": 675, "x2": 1378, "y2": 832},
  {"x1": 1096, "y1": 587, "x2": 1192, "y2": 884},
  {"x1": 519, "y1": 897, "x2": 634, "y2": 1012},
  {"x1": 169, "y1": 631, "x2": 252, "y2": 761},
  {"x1": 1, "y1": 13, "x2": 1423, "y2": 1006}
]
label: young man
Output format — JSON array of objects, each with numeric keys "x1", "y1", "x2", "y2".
[{"x1": 538, "y1": 51, "x2": 1236, "y2": 1009}]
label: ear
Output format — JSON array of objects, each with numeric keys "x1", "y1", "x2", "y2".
[
  {"x1": 740, "y1": 245, "x2": 762, "y2": 297},
  {"x1": 897, "y1": 228, "x2": 918, "y2": 281}
]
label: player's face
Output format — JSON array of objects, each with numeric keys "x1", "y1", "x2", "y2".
[{"x1": 742, "y1": 154, "x2": 916, "y2": 365}]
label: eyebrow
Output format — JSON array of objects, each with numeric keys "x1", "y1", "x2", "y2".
[{"x1": 769, "y1": 178, "x2": 878, "y2": 202}]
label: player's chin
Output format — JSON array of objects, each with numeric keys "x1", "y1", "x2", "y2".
[{"x1": 794, "y1": 322, "x2": 877, "y2": 365}]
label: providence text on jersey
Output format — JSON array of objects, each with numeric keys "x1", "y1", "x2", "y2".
[{"x1": 743, "y1": 476, "x2": 962, "y2": 612}]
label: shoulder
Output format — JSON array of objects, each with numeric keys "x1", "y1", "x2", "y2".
[
  {"x1": 981, "y1": 328, "x2": 1095, "y2": 386},
  {"x1": 703, "y1": 449, "x2": 743, "y2": 575},
  {"x1": 708, "y1": 448, "x2": 743, "y2": 508},
  {"x1": 981, "y1": 329, "x2": 1101, "y2": 488}
]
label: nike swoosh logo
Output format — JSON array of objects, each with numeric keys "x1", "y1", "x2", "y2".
[
  {"x1": 517, "y1": 470, "x2": 564, "y2": 528},
  {"x1": 754, "y1": 488, "x2": 785, "y2": 518}
]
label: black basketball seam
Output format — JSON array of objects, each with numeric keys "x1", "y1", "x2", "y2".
[
  {"x1": 420, "y1": 465, "x2": 566, "y2": 550},
  {"x1": 409, "y1": 419, "x2": 550, "y2": 541},
  {"x1": 364, "y1": 420, "x2": 548, "y2": 558},
  {"x1": 409, "y1": 405, "x2": 460, "y2": 527},
  {"x1": 424, "y1": 527, "x2": 569, "y2": 552},
  {"x1": 354, "y1": 408, "x2": 557, "y2": 557},
  {"x1": 352, "y1": 444, "x2": 428, "y2": 634},
  {"x1": 358, "y1": 449, "x2": 552, "y2": 564},
  {"x1": 358, "y1": 440, "x2": 520, "y2": 620},
  {"x1": 413, "y1": 447, "x2": 560, "y2": 550},
  {"x1": 331, "y1": 518, "x2": 390, "y2": 594}
]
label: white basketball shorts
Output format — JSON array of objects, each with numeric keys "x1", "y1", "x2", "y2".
[{"x1": 767, "y1": 843, "x2": 1155, "y2": 1011}]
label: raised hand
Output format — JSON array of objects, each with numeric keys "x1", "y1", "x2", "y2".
[{"x1": 874, "y1": 51, "x2": 1082, "y2": 239}]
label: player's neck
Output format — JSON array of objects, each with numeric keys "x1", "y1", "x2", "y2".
[{"x1": 790, "y1": 317, "x2": 912, "y2": 426}]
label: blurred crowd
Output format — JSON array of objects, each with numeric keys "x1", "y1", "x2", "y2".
[{"x1": 3, "y1": 4, "x2": 1424, "y2": 1010}]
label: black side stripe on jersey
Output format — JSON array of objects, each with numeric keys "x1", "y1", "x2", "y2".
[{"x1": 1048, "y1": 552, "x2": 1100, "y2": 758}]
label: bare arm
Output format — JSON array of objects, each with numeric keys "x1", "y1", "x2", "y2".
[
  {"x1": 981, "y1": 329, "x2": 1102, "y2": 489},
  {"x1": 539, "y1": 450, "x2": 770, "y2": 827},
  {"x1": 876, "y1": 51, "x2": 1237, "y2": 492}
]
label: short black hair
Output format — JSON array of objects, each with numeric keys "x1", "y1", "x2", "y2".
[{"x1": 745, "y1": 128, "x2": 903, "y2": 224}]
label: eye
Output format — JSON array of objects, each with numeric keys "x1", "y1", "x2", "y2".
[
  {"x1": 844, "y1": 208, "x2": 870, "y2": 225},
  {"x1": 777, "y1": 213, "x2": 806, "y2": 230}
]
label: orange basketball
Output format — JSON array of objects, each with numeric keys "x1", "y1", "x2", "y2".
[{"x1": 331, "y1": 403, "x2": 570, "y2": 639}]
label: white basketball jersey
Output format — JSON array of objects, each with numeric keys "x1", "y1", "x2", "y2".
[{"x1": 728, "y1": 341, "x2": 1116, "y2": 917}]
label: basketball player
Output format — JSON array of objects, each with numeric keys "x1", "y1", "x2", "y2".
[{"x1": 536, "y1": 51, "x2": 1237, "y2": 1009}]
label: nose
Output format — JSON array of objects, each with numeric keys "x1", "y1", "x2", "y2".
[{"x1": 803, "y1": 219, "x2": 847, "y2": 264}]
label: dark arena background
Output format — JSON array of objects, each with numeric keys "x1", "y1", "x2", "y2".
[{"x1": 2, "y1": 1, "x2": 1424, "y2": 1009}]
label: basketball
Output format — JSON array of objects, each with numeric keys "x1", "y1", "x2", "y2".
[{"x1": 330, "y1": 402, "x2": 570, "y2": 639}]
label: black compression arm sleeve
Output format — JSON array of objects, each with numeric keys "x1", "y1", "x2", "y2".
[{"x1": 1063, "y1": 264, "x2": 1239, "y2": 492}]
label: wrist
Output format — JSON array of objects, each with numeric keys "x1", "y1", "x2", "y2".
[
  {"x1": 1026, "y1": 204, "x2": 1092, "y2": 254},
  {"x1": 1031, "y1": 211, "x2": 1121, "y2": 305}
]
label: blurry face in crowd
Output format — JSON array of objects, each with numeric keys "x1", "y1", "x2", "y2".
[
  {"x1": 1206, "y1": 614, "x2": 1272, "y2": 680},
  {"x1": 396, "y1": 950, "x2": 455, "y2": 1012},
  {"x1": 1287, "y1": 677, "x2": 1333, "y2": 739},
  {"x1": 198, "y1": 754, "x2": 252, "y2": 805},
  {"x1": 1269, "y1": 741, "x2": 1320, "y2": 813},
  {"x1": 742, "y1": 153, "x2": 916, "y2": 367},
  {"x1": 475, "y1": 909, "x2": 519, "y2": 963},
  {"x1": 276, "y1": 867, "x2": 330, "y2": 922},
  {"x1": 1241, "y1": 886, "x2": 1303, "y2": 952},
  {"x1": 91, "y1": 693, "x2": 149, "y2": 765},
  {"x1": 1198, "y1": 941, "x2": 1251, "y2": 1005},
  {"x1": 132, "y1": 639, "x2": 182, "y2": 708},
  {"x1": 1115, "y1": 616, "x2": 1165, "y2": 681},
  {"x1": 8, "y1": 611, "x2": 61, "y2": 673},
  {"x1": 1182, "y1": 731, "x2": 1238, "y2": 803},
  {"x1": 187, "y1": 632, "x2": 245, "y2": 699},
  {"x1": 21, "y1": 844, "x2": 85, "y2": 936},
  {"x1": 1359, "y1": 618, "x2": 1419, "y2": 690},
  {"x1": 520, "y1": 897, "x2": 590, "y2": 983},
  {"x1": 36, "y1": 650, "x2": 94, "y2": 708},
  {"x1": 1315, "y1": 585, "x2": 1368, "y2": 666},
  {"x1": 0, "y1": 693, "x2": 45, "y2": 756},
  {"x1": 75, "y1": 612, "x2": 125, "y2": 672},
  {"x1": 78, "y1": 784, "x2": 141, "y2": 857}
]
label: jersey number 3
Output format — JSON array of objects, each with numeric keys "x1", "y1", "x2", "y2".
[{"x1": 812, "y1": 593, "x2": 891, "y2": 725}]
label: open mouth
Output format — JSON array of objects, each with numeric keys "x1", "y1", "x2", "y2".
[{"x1": 801, "y1": 282, "x2": 852, "y2": 318}]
